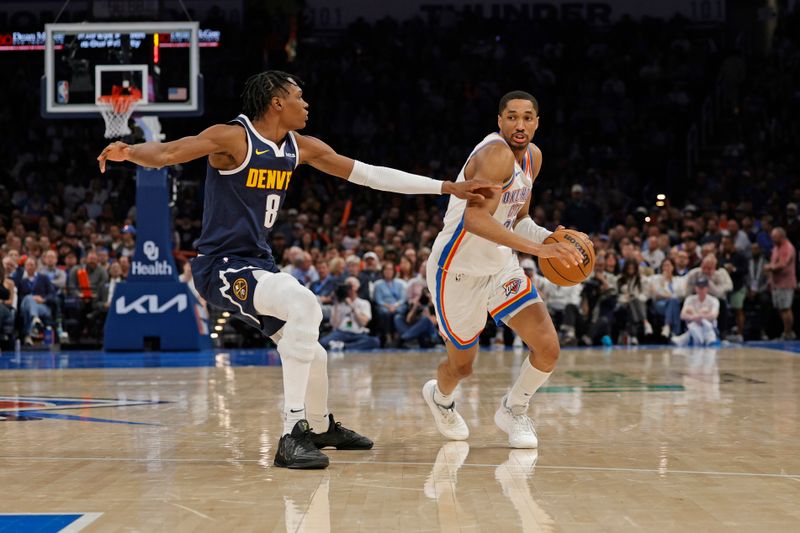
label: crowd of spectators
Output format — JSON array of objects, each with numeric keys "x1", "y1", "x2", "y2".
[{"x1": 1, "y1": 7, "x2": 799, "y2": 350}]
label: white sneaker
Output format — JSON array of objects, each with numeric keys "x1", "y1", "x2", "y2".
[
  {"x1": 661, "y1": 325, "x2": 671, "y2": 338},
  {"x1": 644, "y1": 322, "x2": 653, "y2": 336},
  {"x1": 329, "y1": 340, "x2": 345, "y2": 352},
  {"x1": 494, "y1": 395, "x2": 538, "y2": 448},
  {"x1": 422, "y1": 379, "x2": 469, "y2": 441},
  {"x1": 670, "y1": 332, "x2": 690, "y2": 347},
  {"x1": 31, "y1": 317, "x2": 44, "y2": 338}
]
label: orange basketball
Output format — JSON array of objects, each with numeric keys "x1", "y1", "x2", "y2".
[{"x1": 538, "y1": 229, "x2": 595, "y2": 286}]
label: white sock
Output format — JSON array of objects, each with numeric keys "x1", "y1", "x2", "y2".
[
  {"x1": 305, "y1": 343, "x2": 330, "y2": 433},
  {"x1": 507, "y1": 358, "x2": 551, "y2": 408},
  {"x1": 280, "y1": 355, "x2": 312, "y2": 435},
  {"x1": 434, "y1": 383, "x2": 455, "y2": 407}
]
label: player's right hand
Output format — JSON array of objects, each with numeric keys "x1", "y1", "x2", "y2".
[
  {"x1": 531, "y1": 241, "x2": 584, "y2": 267},
  {"x1": 97, "y1": 141, "x2": 131, "y2": 173},
  {"x1": 443, "y1": 179, "x2": 501, "y2": 201}
]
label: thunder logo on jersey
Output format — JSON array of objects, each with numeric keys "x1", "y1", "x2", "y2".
[{"x1": 245, "y1": 168, "x2": 293, "y2": 190}]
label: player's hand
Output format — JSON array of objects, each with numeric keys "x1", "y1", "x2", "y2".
[
  {"x1": 554, "y1": 225, "x2": 594, "y2": 257},
  {"x1": 531, "y1": 241, "x2": 584, "y2": 267},
  {"x1": 97, "y1": 141, "x2": 131, "y2": 173},
  {"x1": 443, "y1": 179, "x2": 501, "y2": 201}
]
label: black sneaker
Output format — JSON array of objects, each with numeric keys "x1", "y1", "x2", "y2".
[
  {"x1": 309, "y1": 414, "x2": 374, "y2": 450},
  {"x1": 274, "y1": 420, "x2": 330, "y2": 469}
]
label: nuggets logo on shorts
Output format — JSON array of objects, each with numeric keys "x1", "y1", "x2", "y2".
[
  {"x1": 233, "y1": 278, "x2": 248, "y2": 300},
  {"x1": 503, "y1": 278, "x2": 523, "y2": 297}
]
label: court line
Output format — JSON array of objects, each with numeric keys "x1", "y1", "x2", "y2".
[
  {"x1": 2, "y1": 455, "x2": 798, "y2": 480},
  {"x1": 57, "y1": 512, "x2": 103, "y2": 533},
  {"x1": 171, "y1": 503, "x2": 213, "y2": 521}
]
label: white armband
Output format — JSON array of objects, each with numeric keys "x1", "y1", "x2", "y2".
[
  {"x1": 348, "y1": 160, "x2": 443, "y2": 195},
  {"x1": 514, "y1": 217, "x2": 552, "y2": 244}
]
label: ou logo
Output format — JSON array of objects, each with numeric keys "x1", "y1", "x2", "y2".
[{"x1": 143, "y1": 240, "x2": 159, "y2": 261}]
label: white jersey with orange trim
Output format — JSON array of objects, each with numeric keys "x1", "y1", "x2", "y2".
[{"x1": 430, "y1": 132, "x2": 535, "y2": 277}]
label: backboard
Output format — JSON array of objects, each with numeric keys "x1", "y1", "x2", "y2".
[{"x1": 42, "y1": 21, "x2": 203, "y2": 119}]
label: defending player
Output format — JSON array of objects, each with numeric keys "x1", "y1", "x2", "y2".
[
  {"x1": 422, "y1": 91, "x2": 587, "y2": 448},
  {"x1": 97, "y1": 71, "x2": 496, "y2": 469}
]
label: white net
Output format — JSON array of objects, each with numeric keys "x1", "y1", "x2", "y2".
[{"x1": 98, "y1": 96, "x2": 139, "y2": 139}]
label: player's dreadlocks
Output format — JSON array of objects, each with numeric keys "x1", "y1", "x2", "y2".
[{"x1": 241, "y1": 70, "x2": 304, "y2": 120}]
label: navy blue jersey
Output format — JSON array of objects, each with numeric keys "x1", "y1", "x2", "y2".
[{"x1": 194, "y1": 114, "x2": 299, "y2": 257}]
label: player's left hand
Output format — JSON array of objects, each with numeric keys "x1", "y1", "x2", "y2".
[
  {"x1": 443, "y1": 179, "x2": 501, "y2": 201},
  {"x1": 97, "y1": 141, "x2": 131, "y2": 173}
]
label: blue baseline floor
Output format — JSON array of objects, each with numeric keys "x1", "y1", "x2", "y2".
[
  {"x1": 0, "y1": 514, "x2": 83, "y2": 533},
  {"x1": 0, "y1": 341, "x2": 798, "y2": 370}
]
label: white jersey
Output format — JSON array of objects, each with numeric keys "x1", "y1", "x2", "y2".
[{"x1": 431, "y1": 133, "x2": 535, "y2": 276}]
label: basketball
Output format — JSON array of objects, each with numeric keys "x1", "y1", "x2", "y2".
[{"x1": 538, "y1": 229, "x2": 595, "y2": 286}]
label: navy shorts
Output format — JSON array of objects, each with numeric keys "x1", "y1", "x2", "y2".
[{"x1": 191, "y1": 254, "x2": 287, "y2": 338}]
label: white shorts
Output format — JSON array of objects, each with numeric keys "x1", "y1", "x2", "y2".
[{"x1": 426, "y1": 255, "x2": 542, "y2": 350}]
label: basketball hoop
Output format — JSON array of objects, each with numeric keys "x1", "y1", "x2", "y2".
[{"x1": 98, "y1": 85, "x2": 142, "y2": 139}]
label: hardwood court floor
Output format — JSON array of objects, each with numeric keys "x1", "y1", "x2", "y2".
[{"x1": 1, "y1": 344, "x2": 799, "y2": 532}]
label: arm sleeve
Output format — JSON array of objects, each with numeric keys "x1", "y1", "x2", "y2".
[
  {"x1": 348, "y1": 160, "x2": 443, "y2": 195},
  {"x1": 514, "y1": 217, "x2": 552, "y2": 245}
]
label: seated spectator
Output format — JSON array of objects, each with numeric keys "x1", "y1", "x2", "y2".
[
  {"x1": 16, "y1": 257, "x2": 57, "y2": 345},
  {"x1": 764, "y1": 227, "x2": 796, "y2": 340},
  {"x1": 580, "y1": 252, "x2": 618, "y2": 345},
  {"x1": 344, "y1": 255, "x2": 361, "y2": 279},
  {"x1": 394, "y1": 263, "x2": 437, "y2": 347},
  {"x1": 116, "y1": 225, "x2": 136, "y2": 258},
  {"x1": 118, "y1": 256, "x2": 130, "y2": 279},
  {"x1": 105, "y1": 262, "x2": 126, "y2": 309},
  {"x1": 672, "y1": 277, "x2": 720, "y2": 346},
  {"x1": 373, "y1": 261, "x2": 407, "y2": 343},
  {"x1": 617, "y1": 259, "x2": 652, "y2": 343},
  {"x1": 67, "y1": 251, "x2": 109, "y2": 301},
  {"x1": 642, "y1": 235, "x2": 665, "y2": 270},
  {"x1": 397, "y1": 256, "x2": 415, "y2": 282},
  {"x1": 320, "y1": 277, "x2": 379, "y2": 351},
  {"x1": 683, "y1": 237, "x2": 702, "y2": 270},
  {"x1": 0, "y1": 260, "x2": 17, "y2": 348},
  {"x1": 719, "y1": 234, "x2": 748, "y2": 342},
  {"x1": 727, "y1": 219, "x2": 752, "y2": 258},
  {"x1": 604, "y1": 250, "x2": 620, "y2": 275},
  {"x1": 674, "y1": 249, "x2": 691, "y2": 276},
  {"x1": 66, "y1": 250, "x2": 109, "y2": 341},
  {"x1": 648, "y1": 257, "x2": 686, "y2": 338},
  {"x1": 96, "y1": 247, "x2": 111, "y2": 271},
  {"x1": 357, "y1": 251, "x2": 382, "y2": 300},
  {"x1": 394, "y1": 287, "x2": 438, "y2": 348},
  {"x1": 329, "y1": 257, "x2": 345, "y2": 281},
  {"x1": 290, "y1": 251, "x2": 318, "y2": 286},
  {"x1": 686, "y1": 254, "x2": 733, "y2": 334},
  {"x1": 38, "y1": 249, "x2": 66, "y2": 291},
  {"x1": 309, "y1": 258, "x2": 339, "y2": 305}
]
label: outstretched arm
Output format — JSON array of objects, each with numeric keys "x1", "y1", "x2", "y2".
[
  {"x1": 462, "y1": 144, "x2": 582, "y2": 266},
  {"x1": 294, "y1": 134, "x2": 498, "y2": 201},
  {"x1": 97, "y1": 124, "x2": 245, "y2": 172}
]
